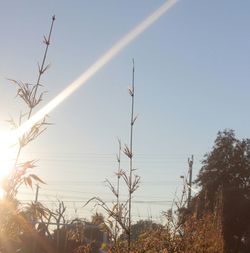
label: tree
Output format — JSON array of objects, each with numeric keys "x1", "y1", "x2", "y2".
[
  {"x1": 118, "y1": 219, "x2": 162, "y2": 242},
  {"x1": 197, "y1": 129, "x2": 250, "y2": 194},
  {"x1": 194, "y1": 129, "x2": 250, "y2": 253}
]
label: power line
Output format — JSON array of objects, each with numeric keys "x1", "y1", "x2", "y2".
[
  {"x1": 19, "y1": 189, "x2": 175, "y2": 199},
  {"x1": 19, "y1": 199, "x2": 173, "y2": 205},
  {"x1": 37, "y1": 180, "x2": 181, "y2": 184},
  {"x1": 23, "y1": 151, "x2": 205, "y2": 157}
]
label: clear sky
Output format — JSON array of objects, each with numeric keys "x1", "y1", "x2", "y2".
[{"x1": 0, "y1": 0, "x2": 250, "y2": 222}]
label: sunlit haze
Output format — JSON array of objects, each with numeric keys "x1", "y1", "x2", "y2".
[{"x1": 0, "y1": 0, "x2": 250, "y2": 222}]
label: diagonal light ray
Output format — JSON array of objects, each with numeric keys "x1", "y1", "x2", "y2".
[{"x1": 12, "y1": 0, "x2": 178, "y2": 142}]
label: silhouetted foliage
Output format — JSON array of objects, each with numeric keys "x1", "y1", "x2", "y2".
[
  {"x1": 194, "y1": 129, "x2": 250, "y2": 253},
  {"x1": 197, "y1": 129, "x2": 250, "y2": 195}
]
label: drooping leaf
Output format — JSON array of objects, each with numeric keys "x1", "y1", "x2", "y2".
[
  {"x1": 29, "y1": 174, "x2": 46, "y2": 184},
  {"x1": 24, "y1": 177, "x2": 33, "y2": 188}
]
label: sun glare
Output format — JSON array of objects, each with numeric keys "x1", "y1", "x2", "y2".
[{"x1": 0, "y1": 0, "x2": 179, "y2": 198}]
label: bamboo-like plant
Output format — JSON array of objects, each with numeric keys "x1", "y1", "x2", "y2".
[
  {"x1": 0, "y1": 15, "x2": 56, "y2": 253},
  {"x1": 3, "y1": 15, "x2": 56, "y2": 200},
  {"x1": 102, "y1": 139, "x2": 123, "y2": 249},
  {"x1": 85, "y1": 60, "x2": 140, "y2": 253},
  {"x1": 122, "y1": 59, "x2": 140, "y2": 252},
  {"x1": 114, "y1": 139, "x2": 122, "y2": 245}
]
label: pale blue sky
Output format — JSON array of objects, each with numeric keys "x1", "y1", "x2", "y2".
[{"x1": 0, "y1": 0, "x2": 250, "y2": 221}]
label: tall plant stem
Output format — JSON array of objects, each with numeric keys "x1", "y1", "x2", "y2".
[
  {"x1": 16, "y1": 15, "x2": 55, "y2": 163},
  {"x1": 28, "y1": 15, "x2": 56, "y2": 119},
  {"x1": 114, "y1": 139, "x2": 122, "y2": 245},
  {"x1": 11, "y1": 16, "x2": 55, "y2": 197},
  {"x1": 128, "y1": 59, "x2": 135, "y2": 252}
]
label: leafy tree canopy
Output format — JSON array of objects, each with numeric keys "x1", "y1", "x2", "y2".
[
  {"x1": 196, "y1": 129, "x2": 250, "y2": 194},
  {"x1": 193, "y1": 129, "x2": 250, "y2": 253}
]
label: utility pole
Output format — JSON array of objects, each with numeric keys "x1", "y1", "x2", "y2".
[
  {"x1": 187, "y1": 155, "x2": 193, "y2": 207},
  {"x1": 35, "y1": 184, "x2": 40, "y2": 203}
]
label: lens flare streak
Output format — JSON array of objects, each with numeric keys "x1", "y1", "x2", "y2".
[{"x1": 13, "y1": 0, "x2": 178, "y2": 142}]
